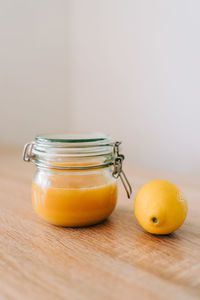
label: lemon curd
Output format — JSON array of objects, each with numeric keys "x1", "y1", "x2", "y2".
[
  {"x1": 23, "y1": 133, "x2": 131, "y2": 227},
  {"x1": 32, "y1": 171, "x2": 117, "y2": 226}
]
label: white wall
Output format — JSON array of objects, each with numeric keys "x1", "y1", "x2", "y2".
[
  {"x1": 0, "y1": 0, "x2": 200, "y2": 176},
  {"x1": 0, "y1": 1, "x2": 72, "y2": 143}
]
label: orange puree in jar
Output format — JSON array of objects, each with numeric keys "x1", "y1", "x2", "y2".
[{"x1": 32, "y1": 171, "x2": 117, "y2": 227}]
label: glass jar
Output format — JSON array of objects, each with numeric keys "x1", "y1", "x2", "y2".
[{"x1": 23, "y1": 133, "x2": 132, "y2": 227}]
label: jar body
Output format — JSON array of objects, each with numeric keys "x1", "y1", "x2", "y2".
[{"x1": 32, "y1": 167, "x2": 117, "y2": 227}]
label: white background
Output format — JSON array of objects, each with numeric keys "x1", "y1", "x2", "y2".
[{"x1": 0, "y1": 0, "x2": 200, "y2": 175}]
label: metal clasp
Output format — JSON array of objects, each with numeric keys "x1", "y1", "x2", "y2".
[
  {"x1": 113, "y1": 142, "x2": 132, "y2": 199},
  {"x1": 23, "y1": 142, "x2": 35, "y2": 162}
]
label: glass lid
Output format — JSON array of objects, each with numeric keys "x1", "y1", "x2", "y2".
[
  {"x1": 30, "y1": 132, "x2": 115, "y2": 161},
  {"x1": 35, "y1": 132, "x2": 112, "y2": 145}
]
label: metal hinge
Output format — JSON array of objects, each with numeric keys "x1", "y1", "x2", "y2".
[
  {"x1": 113, "y1": 141, "x2": 132, "y2": 199},
  {"x1": 23, "y1": 142, "x2": 35, "y2": 162}
]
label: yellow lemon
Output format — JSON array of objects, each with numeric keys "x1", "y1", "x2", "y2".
[{"x1": 134, "y1": 180, "x2": 188, "y2": 235}]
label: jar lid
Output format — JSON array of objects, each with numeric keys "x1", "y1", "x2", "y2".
[
  {"x1": 35, "y1": 132, "x2": 112, "y2": 146},
  {"x1": 32, "y1": 132, "x2": 114, "y2": 158}
]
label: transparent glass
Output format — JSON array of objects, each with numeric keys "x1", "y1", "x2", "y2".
[{"x1": 30, "y1": 133, "x2": 118, "y2": 227}]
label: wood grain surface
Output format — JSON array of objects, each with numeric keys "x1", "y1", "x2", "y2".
[{"x1": 0, "y1": 146, "x2": 199, "y2": 300}]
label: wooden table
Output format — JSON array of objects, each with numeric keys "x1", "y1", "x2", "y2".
[{"x1": 0, "y1": 146, "x2": 200, "y2": 300}]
